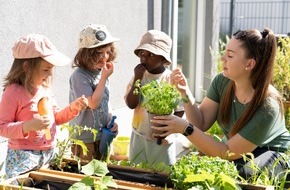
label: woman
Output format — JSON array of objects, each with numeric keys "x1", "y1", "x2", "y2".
[{"x1": 151, "y1": 28, "x2": 290, "y2": 182}]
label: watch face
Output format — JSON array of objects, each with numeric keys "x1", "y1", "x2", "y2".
[{"x1": 184, "y1": 124, "x2": 194, "y2": 136}]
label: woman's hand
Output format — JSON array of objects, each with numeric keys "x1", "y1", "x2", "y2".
[
  {"x1": 150, "y1": 114, "x2": 188, "y2": 138},
  {"x1": 170, "y1": 68, "x2": 189, "y2": 94},
  {"x1": 70, "y1": 95, "x2": 88, "y2": 112}
]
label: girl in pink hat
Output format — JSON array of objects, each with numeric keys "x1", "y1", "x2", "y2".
[{"x1": 0, "y1": 34, "x2": 88, "y2": 179}]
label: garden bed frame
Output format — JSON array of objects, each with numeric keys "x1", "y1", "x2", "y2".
[{"x1": 0, "y1": 168, "x2": 166, "y2": 190}]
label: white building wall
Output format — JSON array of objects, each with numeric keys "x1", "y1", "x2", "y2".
[
  {"x1": 0, "y1": 0, "x2": 162, "y2": 174},
  {"x1": 0, "y1": 0, "x2": 219, "y2": 177}
]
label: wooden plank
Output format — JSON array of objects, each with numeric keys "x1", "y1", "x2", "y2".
[{"x1": 37, "y1": 169, "x2": 166, "y2": 190}]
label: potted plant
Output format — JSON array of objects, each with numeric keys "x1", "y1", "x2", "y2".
[
  {"x1": 133, "y1": 79, "x2": 183, "y2": 144},
  {"x1": 133, "y1": 79, "x2": 183, "y2": 115}
]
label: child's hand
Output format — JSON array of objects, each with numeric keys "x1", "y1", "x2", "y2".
[
  {"x1": 109, "y1": 123, "x2": 118, "y2": 133},
  {"x1": 23, "y1": 115, "x2": 51, "y2": 133},
  {"x1": 101, "y1": 62, "x2": 114, "y2": 79},
  {"x1": 134, "y1": 63, "x2": 146, "y2": 79},
  {"x1": 70, "y1": 95, "x2": 88, "y2": 112}
]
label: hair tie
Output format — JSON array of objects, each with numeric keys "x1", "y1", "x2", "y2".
[{"x1": 261, "y1": 30, "x2": 268, "y2": 38}]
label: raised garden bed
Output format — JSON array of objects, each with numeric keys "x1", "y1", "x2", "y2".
[
  {"x1": 0, "y1": 168, "x2": 166, "y2": 190},
  {"x1": 0, "y1": 167, "x2": 275, "y2": 190}
]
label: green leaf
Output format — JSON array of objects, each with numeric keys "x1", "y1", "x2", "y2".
[
  {"x1": 68, "y1": 182, "x2": 92, "y2": 190},
  {"x1": 80, "y1": 176, "x2": 94, "y2": 186},
  {"x1": 219, "y1": 173, "x2": 240, "y2": 190},
  {"x1": 185, "y1": 172, "x2": 215, "y2": 182},
  {"x1": 101, "y1": 176, "x2": 118, "y2": 188},
  {"x1": 72, "y1": 139, "x2": 88, "y2": 155},
  {"x1": 81, "y1": 160, "x2": 109, "y2": 177}
]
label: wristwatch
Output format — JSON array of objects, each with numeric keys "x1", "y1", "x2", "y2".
[{"x1": 183, "y1": 123, "x2": 194, "y2": 136}]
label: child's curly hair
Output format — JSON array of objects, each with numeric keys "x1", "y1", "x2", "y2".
[{"x1": 72, "y1": 43, "x2": 117, "y2": 70}]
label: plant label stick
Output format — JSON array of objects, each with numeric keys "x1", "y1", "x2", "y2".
[{"x1": 37, "y1": 97, "x2": 51, "y2": 140}]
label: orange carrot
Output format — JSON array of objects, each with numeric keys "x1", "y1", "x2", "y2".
[{"x1": 37, "y1": 97, "x2": 51, "y2": 140}]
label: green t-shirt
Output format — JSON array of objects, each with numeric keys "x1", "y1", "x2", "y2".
[{"x1": 207, "y1": 73, "x2": 290, "y2": 152}]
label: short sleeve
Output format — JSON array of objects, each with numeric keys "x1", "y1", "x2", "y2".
[{"x1": 206, "y1": 73, "x2": 230, "y2": 103}]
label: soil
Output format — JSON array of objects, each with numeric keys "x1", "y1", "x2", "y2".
[
  {"x1": 107, "y1": 165, "x2": 173, "y2": 188},
  {"x1": 49, "y1": 158, "x2": 173, "y2": 189}
]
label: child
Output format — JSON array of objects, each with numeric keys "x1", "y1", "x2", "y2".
[
  {"x1": 69, "y1": 24, "x2": 119, "y2": 161},
  {"x1": 0, "y1": 34, "x2": 88, "y2": 179},
  {"x1": 124, "y1": 30, "x2": 184, "y2": 166}
]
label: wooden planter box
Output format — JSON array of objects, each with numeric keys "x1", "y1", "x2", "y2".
[
  {"x1": 57, "y1": 157, "x2": 173, "y2": 188},
  {"x1": 0, "y1": 168, "x2": 167, "y2": 190},
  {"x1": 0, "y1": 156, "x2": 274, "y2": 190},
  {"x1": 238, "y1": 183, "x2": 274, "y2": 190},
  {"x1": 0, "y1": 168, "x2": 275, "y2": 190}
]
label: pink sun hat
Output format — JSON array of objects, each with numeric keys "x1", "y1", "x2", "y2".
[{"x1": 12, "y1": 34, "x2": 71, "y2": 66}]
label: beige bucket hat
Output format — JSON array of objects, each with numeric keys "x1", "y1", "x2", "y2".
[{"x1": 134, "y1": 30, "x2": 172, "y2": 65}]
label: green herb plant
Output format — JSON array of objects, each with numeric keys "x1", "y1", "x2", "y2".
[
  {"x1": 50, "y1": 124, "x2": 97, "y2": 171},
  {"x1": 170, "y1": 152, "x2": 241, "y2": 190},
  {"x1": 110, "y1": 158, "x2": 171, "y2": 174},
  {"x1": 68, "y1": 159, "x2": 117, "y2": 190},
  {"x1": 133, "y1": 79, "x2": 183, "y2": 115}
]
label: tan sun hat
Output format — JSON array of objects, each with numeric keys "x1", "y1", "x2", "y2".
[
  {"x1": 79, "y1": 24, "x2": 119, "y2": 49},
  {"x1": 134, "y1": 30, "x2": 172, "y2": 65},
  {"x1": 12, "y1": 34, "x2": 71, "y2": 66}
]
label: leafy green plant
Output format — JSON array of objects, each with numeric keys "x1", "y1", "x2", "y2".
[
  {"x1": 68, "y1": 159, "x2": 117, "y2": 190},
  {"x1": 210, "y1": 36, "x2": 230, "y2": 74},
  {"x1": 273, "y1": 36, "x2": 290, "y2": 101},
  {"x1": 49, "y1": 124, "x2": 97, "y2": 171},
  {"x1": 206, "y1": 122, "x2": 223, "y2": 136},
  {"x1": 238, "y1": 152, "x2": 290, "y2": 189},
  {"x1": 169, "y1": 152, "x2": 241, "y2": 190},
  {"x1": 109, "y1": 159, "x2": 171, "y2": 174},
  {"x1": 273, "y1": 36, "x2": 290, "y2": 128},
  {"x1": 285, "y1": 106, "x2": 290, "y2": 128},
  {"x1": 133, "y1": 79, "x2": 183, "y2": 115}
]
